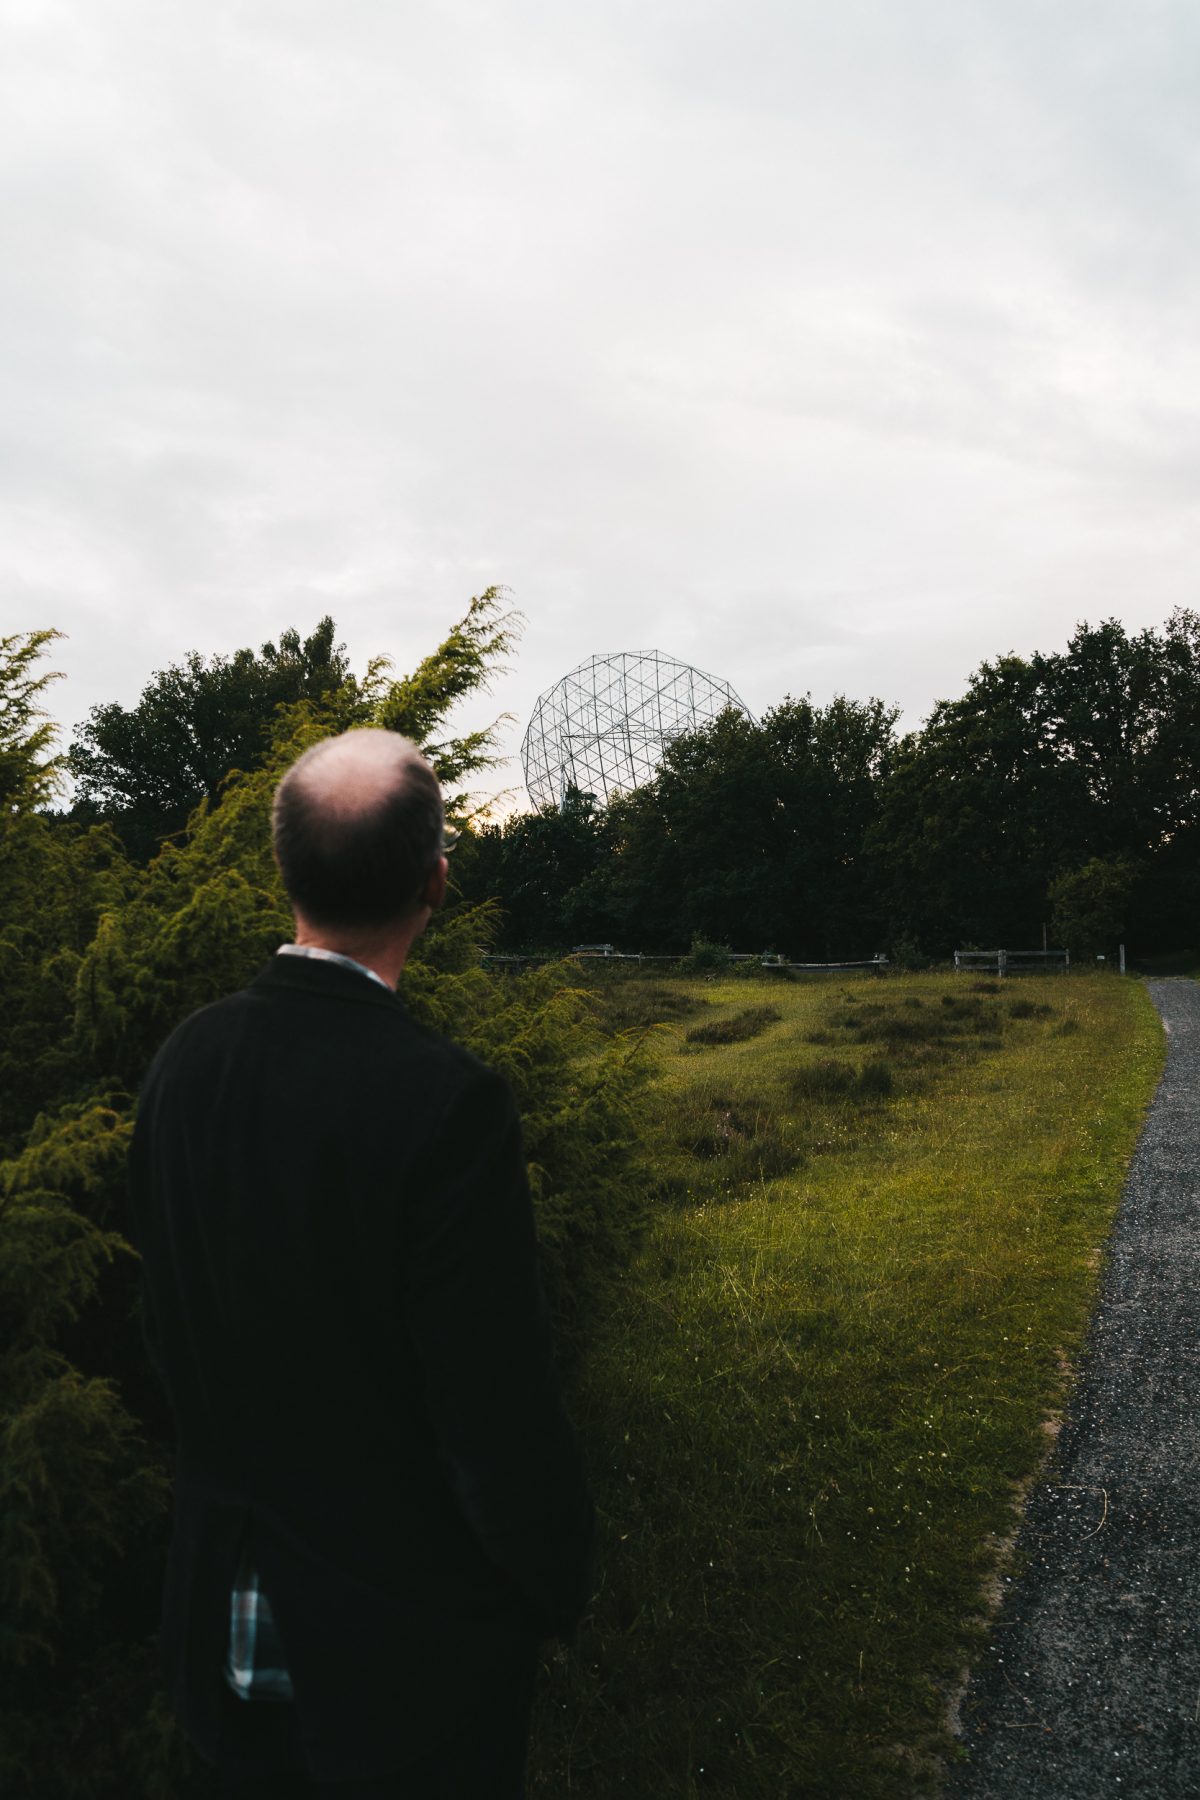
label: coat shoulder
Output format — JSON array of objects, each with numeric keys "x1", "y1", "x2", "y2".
[{"x1": 137, "y1": 967, "x2": 509, "y2": 1120}]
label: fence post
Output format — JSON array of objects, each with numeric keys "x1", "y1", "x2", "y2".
[
  {"x1": 1119, "y1": 943, "x2": 1126, "y2": 975},
  {"x1": 998, "y1": 948, "x2": 1007, "y2": 979}
]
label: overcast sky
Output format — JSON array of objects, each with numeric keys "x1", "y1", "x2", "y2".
[{"x1": 6, "y1": 0, "x2": 1200, "y2": 808}]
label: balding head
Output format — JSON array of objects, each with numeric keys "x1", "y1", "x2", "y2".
[{"x1": 272, "y1": 729, "x2": 445, "y2": 930}]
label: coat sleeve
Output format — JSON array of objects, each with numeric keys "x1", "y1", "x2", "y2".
[{"x1": 400, "y1": 1063, "x2": 596, "y2": 1642}]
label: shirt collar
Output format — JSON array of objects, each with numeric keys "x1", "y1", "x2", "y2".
[{"x1": 276, "y1": 943, "x2": 393, "y2": 994}]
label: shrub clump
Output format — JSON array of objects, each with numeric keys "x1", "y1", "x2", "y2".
[
  {"x1": 595, "y1": 982, "x2": 704, "y2": 1031},
  {"x1": 685, "y1": 1005, "x2": 783, "y2": 1047},
  {"x1": 791, "y1": 1057, "x2": 857, "y2": 1099},
  {"x1": 674, "y1": 1092, "x2": 803, "y2": 1191},
  {"x1": 856, "y1": 1057, "x2": 896, "y2": 1098},
  {"x1": 682, "y1": 936, "x2": 732, "y2": 973},
  {"x1": 791, "y1": 1057, "x2": 896, "y2": 1102},
  {"x1": 837, "y1": 996, "x2": 1005, "y2": 1045},
  {"x1": 1008, "y1": 998, "x2": 1053, "y2": 1021}
]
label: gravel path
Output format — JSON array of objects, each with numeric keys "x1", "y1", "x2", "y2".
[{"x1": 947, "y1": 980, "x2": 1200, "y2": 1800}]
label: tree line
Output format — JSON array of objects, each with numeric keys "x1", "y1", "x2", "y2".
[{"x1": 453, "y1": 612, "x2": 1200, "y2": 961}]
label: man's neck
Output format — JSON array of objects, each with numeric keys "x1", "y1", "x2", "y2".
[{"x1": 292, "y1": 919, "x2": 422, "y2": 992}]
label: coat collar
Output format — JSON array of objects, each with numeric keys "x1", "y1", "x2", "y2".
[
  {"x1": 276, "y1": 942, "x2": 392, "y2": 992},
  {"x1": 250, "y1": 952, "x2": 405, "y2": 1013}
]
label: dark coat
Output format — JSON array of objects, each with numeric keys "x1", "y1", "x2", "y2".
[{"x1": 128, "y1": 953, "x2": 595, "y2": 1782}]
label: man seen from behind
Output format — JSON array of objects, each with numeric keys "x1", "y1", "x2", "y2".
[{"x1": 129, "y1": 728, "x2": 595, "y2": 1798}]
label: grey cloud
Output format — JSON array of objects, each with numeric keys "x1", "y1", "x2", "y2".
[{"x1": 2, "y1": 0, "x2": 1198, "y2": 803}]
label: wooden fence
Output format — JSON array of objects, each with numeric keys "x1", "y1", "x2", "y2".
[
  {"x1": 953, "y1": 948, "x2": 1070, "y2": 977},
  {"x1": 480, "y1": 949, "x2": 890, "y2": 974}
]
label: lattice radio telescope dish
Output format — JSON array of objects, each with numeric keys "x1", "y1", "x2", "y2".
[{"x1": 521, "y1": 649, "x2": 752, "y2": 813}]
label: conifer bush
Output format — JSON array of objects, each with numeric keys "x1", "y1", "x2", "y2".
[{"x1": 1, "y1": 599, "x2": 657, "y2": 1796}]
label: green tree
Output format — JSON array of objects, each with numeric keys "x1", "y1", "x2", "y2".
[
  {"x1": 1045, "y1": 611, "x2": 1200, "y2": 949},
  {"x1": 598, "y1": 696, "x2": 898, "y2": 957},
  {"x1": 872, "y1": 612, "x2": 1200, "y2": 956},
  {"x1": 0, "y1": 633, "x2": 131, "y2": 1153},
  {"x1": 1043, "y1": 613, "x2": 1200, "y2": 854},
  {"x1": 1049, "y1": 857, "x2": 1139, "y2": 961},
  {"x1": 456, "y1": 788, "x2": 613, "y2": 950},
  {"x1": 69, "y1": 617, "x2": 355, "y2": 860},
  {"x1": 870, "y1": 652, "x2": 1067, "y2": 955}
]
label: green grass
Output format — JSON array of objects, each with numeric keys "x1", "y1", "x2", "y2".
[{"x1": 527, "y1": 971, "x2": 1164, "y2": 1799}]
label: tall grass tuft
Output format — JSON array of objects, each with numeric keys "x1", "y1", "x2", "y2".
[{"x1": 686, "y1": 1005, "x2": 783, "y2": 1047}]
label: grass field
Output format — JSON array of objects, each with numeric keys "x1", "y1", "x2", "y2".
[{"x1": 526, "y1": 968, "x2": 1164, "y2": 1799}]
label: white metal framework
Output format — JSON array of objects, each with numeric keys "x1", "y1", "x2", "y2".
[{"x1": 521, "y1": 649, "x2": 752, "y2": 812}]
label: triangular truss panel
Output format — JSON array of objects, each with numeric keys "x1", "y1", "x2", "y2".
[{"x1": 521, "y1": 649, "x2": 753, "y2": 813}]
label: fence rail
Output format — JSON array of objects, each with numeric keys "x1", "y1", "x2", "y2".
[
  {"x1": 954, "y1": 948, "x2": 1070, "y2": 977},
  {"x1": 480, "y1": 950, "x2": 890, "y2": 973},
  {"x1": 482, "y1": 946, "x2": 1089, "y2": 977}
]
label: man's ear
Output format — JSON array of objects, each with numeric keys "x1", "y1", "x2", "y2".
[{"x1": 424, "y1": 854, "x2": 449, "y2": 912}]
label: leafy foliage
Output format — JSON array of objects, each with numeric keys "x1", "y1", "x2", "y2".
[
  {"x1": 5, "y1": 598, "x2": 656, "y2": 1797},
  {"x1": 871, "y1": 611, "x2": 1200, "y2": 955},
  {"x1": 454, "y1": 786, "x2": 612, "y2": 950},
  {"x1": 68, "y1": 617, "x2": 356, "y2": 861},
  {"x1": 1, "y1": 628, "x2": 66, "y2": 813},
  {"x1": 0, "y1": 632, "x2": 133, "y2": 1153},
  {"x1": 603, "y1": 695, "x2": 899, "y2": 956},
  {"x1": 404, "y1": 936, "x2": 652, "y2": 1353},
  {"x1": 682, "y1": 936, "x2": 734, "y2": 973},
  {"x1": 1049, "y1": 857, "x2": 1139, "y2": 961},
  {"x1": 459, "y1": 695, "x2": 900, "y2": 958},
  {"x1": 374, "y1": 586, "x2": 520, "y2": 788},
  {"x1": 458, "y1": 611, "x2": 1200, "y2": 961},
  {"x1": 0, "y1": 1101, "x2": 169, "y2": 1796}
]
